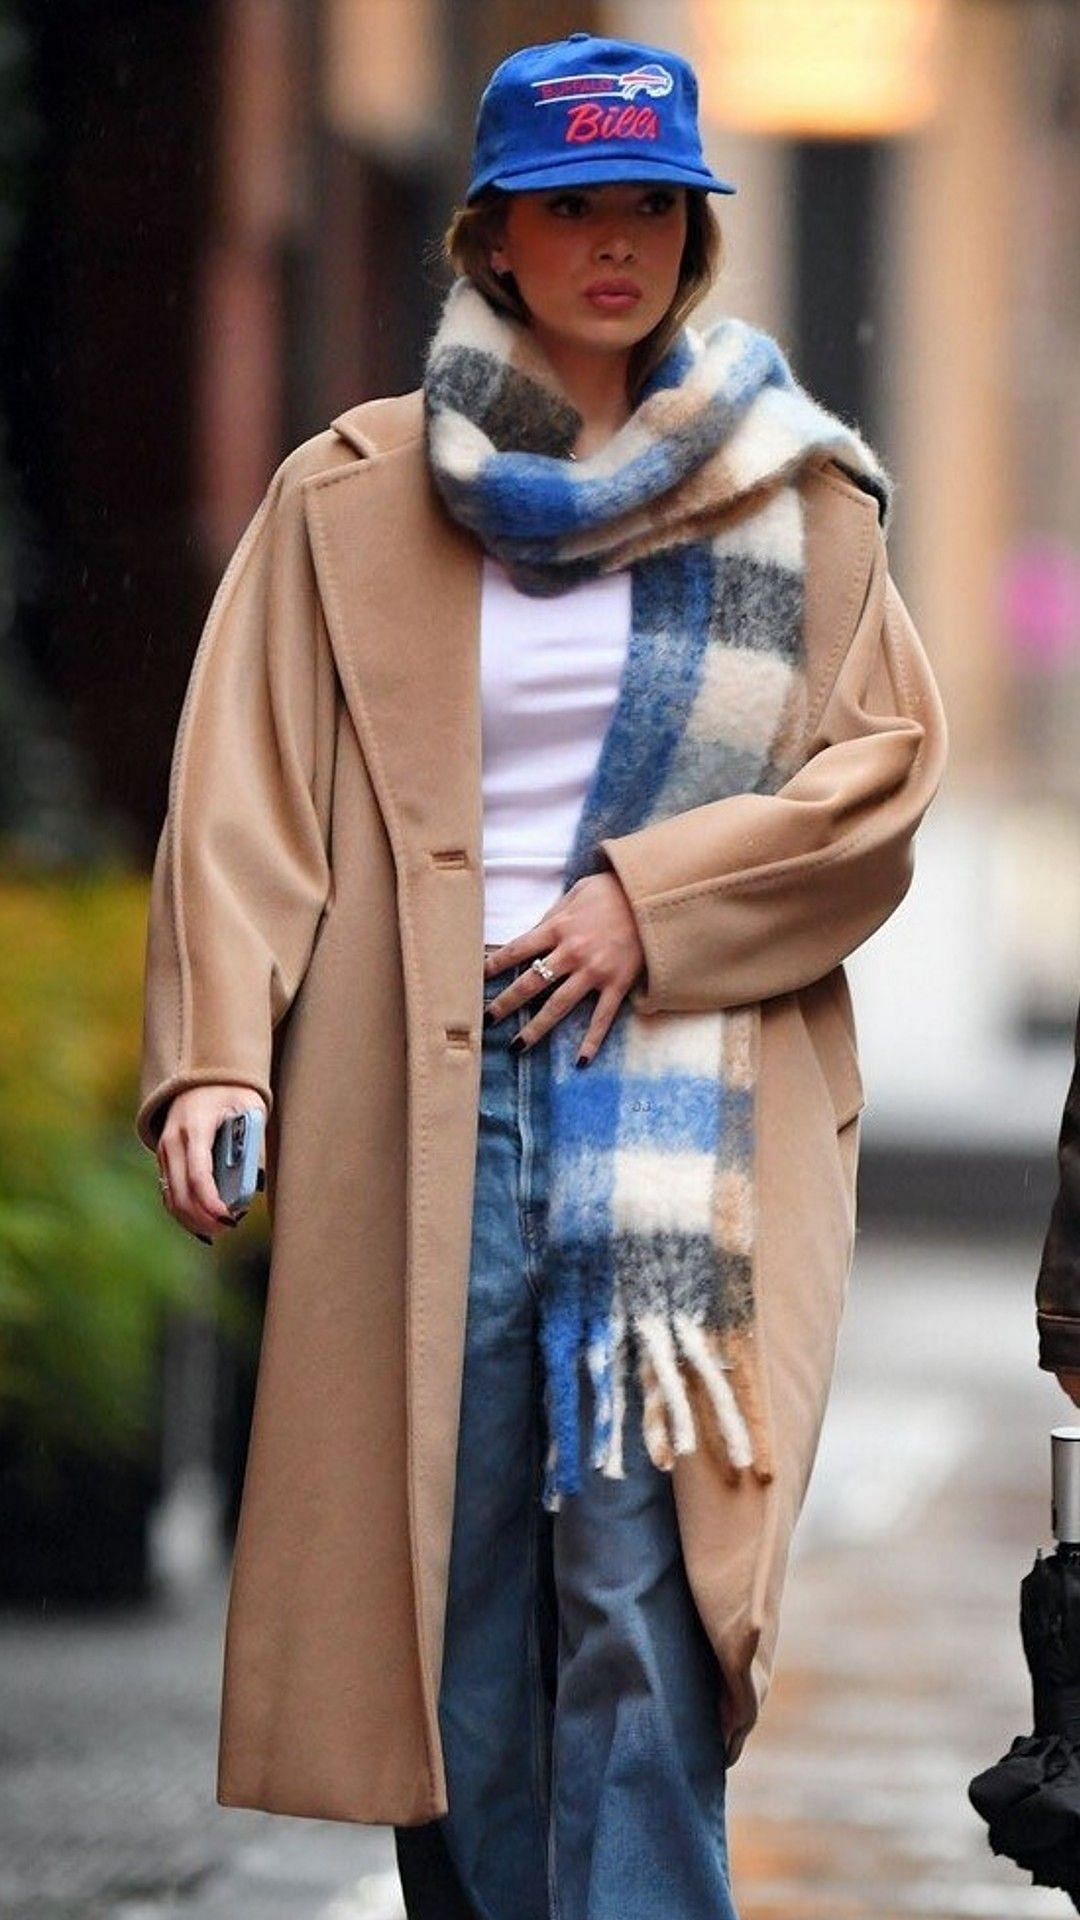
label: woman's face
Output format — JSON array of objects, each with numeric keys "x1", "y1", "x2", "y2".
[{"x1": 489, "y1": 181, "x2": 688, "y2": 361}]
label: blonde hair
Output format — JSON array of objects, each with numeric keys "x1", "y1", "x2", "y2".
[{"x1": 442, "y1": 187, "x2": 725, "y2": 401}]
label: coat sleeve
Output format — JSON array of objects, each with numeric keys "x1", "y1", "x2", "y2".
[
  {"x1": 134, "y1": 460, "x2": 338, "y2": 1152},
  {"x1": 1035, "y1": 1005, "x2": 1080, "y2": 1371},
  {"x1": 598, "y1": 526, "x2": 948, "y2": 1013}
]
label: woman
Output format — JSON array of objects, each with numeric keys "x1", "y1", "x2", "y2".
[{"x1": 137, "y1": 31, "x2": 947, "y2": 1920}]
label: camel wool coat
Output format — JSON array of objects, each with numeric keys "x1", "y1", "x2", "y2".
[{"x1": 136, "y1": 388, "x2": 947, "y2": 1825}]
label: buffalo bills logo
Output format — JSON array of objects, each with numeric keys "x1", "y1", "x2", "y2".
[
  {"x1": 531, "y1": 65, "x2": 674, "y2": 106},
  {"x1": 531, "y1": 65, "x2": 674, "y2": 147}
]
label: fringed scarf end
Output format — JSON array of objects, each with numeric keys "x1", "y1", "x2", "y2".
[{"x1": 541, "y1": 1305, "x2": 774, "y2": 1503}]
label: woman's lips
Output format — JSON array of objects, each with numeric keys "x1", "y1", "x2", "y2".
[{"x1": 583, "y1": 282, "x2": 642, "y2": 313}]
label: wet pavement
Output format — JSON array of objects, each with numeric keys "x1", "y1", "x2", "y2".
[
  {"x1": 2, "y1": 1226, "x2": 1075, "y2": 1919},
  {"x1": 0, "y1": 1572, "x2": 397, "y2": 1920},
  {"x1": 729, "y1": 1227, "x2": 1072, "y2": 1920}
]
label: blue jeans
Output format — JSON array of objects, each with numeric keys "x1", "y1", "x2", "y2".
[{"x1": 394, "y1": 958, "x2": 739, "y2": 1920}]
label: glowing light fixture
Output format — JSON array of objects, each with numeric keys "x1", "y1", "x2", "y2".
[{"x1": 694, "y1": 0, "x2": 947, "y2": 137}]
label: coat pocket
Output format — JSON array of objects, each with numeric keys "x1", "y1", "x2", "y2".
[{"x1": 796, "y1": 965, "x2": 865, "y2": 1130}]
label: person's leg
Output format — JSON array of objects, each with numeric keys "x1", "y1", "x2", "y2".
[
  {"x1": 395, "y1": 957, "x2": 554, "y2": 1920},
  {"x1": 549, "y1": 1368, "x2": 739, "y2": 1920},
  {"x1": 394, "y1": 1821, "x2": 478, "y2": 1920}
]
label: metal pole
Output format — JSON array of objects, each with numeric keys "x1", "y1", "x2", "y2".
[
  {"x1": 1052, "y1": 1426, "x2": 1080, "y2": 1546},
  {"x1": 791, "y1": 137, "x2": 891, "y2": 445}
]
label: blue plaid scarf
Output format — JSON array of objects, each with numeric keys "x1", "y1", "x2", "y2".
[{"x1": 424, "y1": 278, "x2": 889, "y2": 1506}]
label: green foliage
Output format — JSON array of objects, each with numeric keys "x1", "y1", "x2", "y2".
[{"x1": 0, "y1": 867, "x2": 260, "y2": 1468}]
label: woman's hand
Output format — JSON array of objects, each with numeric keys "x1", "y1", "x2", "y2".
[
  {"x1": 1056, "y1": 1370, "x2": 1080, "y2": 1410},
  {"x1": 157, "y1": 1085, "x2": 268, "y2": 1242},
  {"x1": 483, "y1": 871, "x2": 645, "y2": 1065}
]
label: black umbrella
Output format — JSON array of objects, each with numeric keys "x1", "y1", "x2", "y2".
[{"x1": 970, "y1": 1426, "x2": 1080, "y2": 1909}]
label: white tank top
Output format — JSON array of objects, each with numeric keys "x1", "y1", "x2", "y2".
[{"x1": 480, "y1": 553, "x2": 632, "y2": 944}]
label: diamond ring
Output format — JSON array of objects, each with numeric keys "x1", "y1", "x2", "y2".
[
  {"x1": 157, "y1": 1173, "x2": 170, "y2": 1195},
  {"x1": 531, "y1": 954, "x2": 557, "y2": 984}
]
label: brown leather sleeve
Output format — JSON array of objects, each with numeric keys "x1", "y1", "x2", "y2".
[
  {"x1": 1036, "y1": 1006, "x2": 1080, "y2": 1371},
  {"x1": 134, "y1": 461, "x2": 338, "y2": 1152},
  {"x1": 598, "y1": 530, "x2": 948, "y2": 1014}
]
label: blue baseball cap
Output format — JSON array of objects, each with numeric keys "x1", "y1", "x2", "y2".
[{"x1": 465, "y1": 32, "x2": 737, "y2": 203}]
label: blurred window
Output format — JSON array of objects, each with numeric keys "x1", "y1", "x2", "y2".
[{"x1": 322, "y1": 0, "x2": 440, "y2": 160}]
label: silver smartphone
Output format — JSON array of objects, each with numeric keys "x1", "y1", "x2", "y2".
[{"x1": 212, "y1": 1106, "x2": 265, "y2": 1216}]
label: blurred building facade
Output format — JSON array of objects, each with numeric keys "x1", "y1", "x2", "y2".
[{"x1": 4, "y1": 0, "x2": 602, "y2": 853}]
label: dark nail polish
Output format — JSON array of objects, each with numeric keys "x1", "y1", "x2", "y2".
[
  {"x1": 196, "y1": 1233, "x2": 212, "y2": 1245},
  {"x1": 576, "y1": 1055, "x2": 589, "y2": 1069},
  {"x1": 483, "y1": 1006, "x2": 496, "y2": 1026},
  {"x1": 509, "y1": 1034, "x2": 525, "y2": 1054}
]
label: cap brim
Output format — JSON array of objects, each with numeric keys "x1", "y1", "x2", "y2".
[{"x1": 468, "y1": 155, "x2": 736, "y2": 201}]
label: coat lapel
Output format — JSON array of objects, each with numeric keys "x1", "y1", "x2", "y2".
[
  {"x1": 302, "y1": 437, "x2": 484, "y2": 870},
  {"x1": 302, "y1": 437, "x2": 486, "y2": 1735}
]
